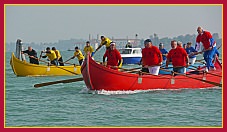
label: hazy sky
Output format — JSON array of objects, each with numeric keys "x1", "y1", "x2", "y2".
[{"x1": 5, "y1": 5, "x2": 222, "y2": 43}]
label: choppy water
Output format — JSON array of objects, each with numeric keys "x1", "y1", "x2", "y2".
[{"x1": 5, "y1": 51, "x2": 222, "y2": 127}]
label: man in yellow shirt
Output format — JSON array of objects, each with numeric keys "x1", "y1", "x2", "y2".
[
  {"x1": 95, "y1": 36, "x2": 112, "y2": 53},
  {"x1": 52, "y1": 47, "x2": 64, "y2": 66},
  {"x1": 83, "y1": 41, "x2": 94, "y2": 57},
  {"x1": 41, "y1": 47, "x2": 58, "y2": 65},
  {"x1": 71, "y1": 47, "x2": 85, "y2": 65}
]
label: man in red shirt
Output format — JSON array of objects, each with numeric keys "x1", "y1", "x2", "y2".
[
  {"x1": 141, "y1": 39, "x2": 162, "y2": 75},
  {"x1": 195, "y1": 26, "x2": 217, "y2": 71},
  {"x1": 166, "y1": 40, "x2": 189, "y2": 74},
  {"x1": 103, "y1": 42, "x2": 122, "y2": 69}
]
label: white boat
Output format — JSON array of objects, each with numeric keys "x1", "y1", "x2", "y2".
[{"x1": 119, "y1": 48, "x2": 142, "y2": 64}]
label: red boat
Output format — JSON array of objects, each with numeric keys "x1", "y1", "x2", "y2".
[{"x1": 81, "y1": 55, "x2": 222, "y2": 91}]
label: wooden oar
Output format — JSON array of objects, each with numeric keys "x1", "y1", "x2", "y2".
[
  {"x1": 34, "y1": 77, "x2": 83, "y2": 88},
  {"x1": 119, "y1": 67, "x2": 141, "y2": 72},
  {"x1": 58, "y1": 60, "x2": 78, "y2": 66},
  {"x1": 63, "y1": 57, "x2": 73, "y2": 63},
  {"x1": 127, "y1": 69, "x2": 142, "y2": 73},
  {"x1": 160, "y1": 68, "x2": 222, "y2": 87},
  {"x1": 195, "y1": 59, "x2": 205, "y2": 63}
]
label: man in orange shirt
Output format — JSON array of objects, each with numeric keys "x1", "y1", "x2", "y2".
[
  {"x1": 141, "y1": 39, "x2": 162, "y2": 75},
  {"x1": 166, "y1": 40, "x2": 189, "y2": 74},
  {"x1": 103, "y1": 42, "x2": 122, "y2": 69}
]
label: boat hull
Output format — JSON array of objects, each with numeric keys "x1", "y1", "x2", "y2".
[
  {"x1": 81, "y1": 55, "x2": 222, "y2": 91},
  {"x1": 10, "y1": 53, "x2": 81, "y2": 76},
  {"x1": 122, "y1": 57, "x2": 141, "y2": 64}
]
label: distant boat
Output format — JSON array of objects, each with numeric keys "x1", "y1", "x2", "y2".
[
  {"x1": 10, "y1": 52, "x2": 81, "y2": 76},
  {"x1": 119, "y1": 48, "x2": 142, "y2": 64},
  {"x1": 67, "y1": 49, "x2": 74, "y2": 51}
]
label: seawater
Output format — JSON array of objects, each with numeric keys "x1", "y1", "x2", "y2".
[{"x1": 5, "y1": 51, "x2": 222, "y2": 127}]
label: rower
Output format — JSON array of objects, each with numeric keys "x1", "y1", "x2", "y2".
[
  {"x1": 159, "y1": 43, "x2": 168, "y2": 64},
  {"x1": 83, "y1": 41, "x2": 95, "y2": 58},
  {"x1": 195, "y1": 26, "x2": 217, "y2": 72},
  {"x1": 141, "y1": 39, "x2": 162, "y2": 75},
  {"x1": 52, "y1": 47, "x2": 64, "y2": 66},
  {"x1": 95, "y1": 36, "x2": 112, "y2": 54},
  {"x1": 41, "y1": 47, "x2": 58, "y2": 66},
  {"x1": 21, "y1": 46, "x2": 39, "y2": 65},
  {"x1": 71, "y1": 46, "x2": 85, "y2": 66},
  {"x1": 166, "y1": 40, "x2": 189, "y2": 75},
  {"x1": 185, "y1": 42, "x2": 198, "y2": 65},
  {"x1": 103, "y1": 42, "x2": 122, "y2": 70}
]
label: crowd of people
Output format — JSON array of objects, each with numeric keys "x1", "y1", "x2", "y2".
[
  {"x1": 21, "y1": 40, "x2": 96, "y2": 66},
  {"x1": 21, "y1": 26, "x2": 220, "y2": 74}
]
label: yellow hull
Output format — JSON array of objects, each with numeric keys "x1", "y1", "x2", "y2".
[{"x1": 10, "y1": 53, "x2": 81, "y2": 76}]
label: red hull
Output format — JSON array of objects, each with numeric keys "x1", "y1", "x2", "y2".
[{"x1": 81, "y1": 55, "x2": 222, "y2": 91}]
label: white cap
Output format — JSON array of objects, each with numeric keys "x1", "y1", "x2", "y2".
[{"x1": 110, "y1": 42, "x2": 116, "y2": 46}]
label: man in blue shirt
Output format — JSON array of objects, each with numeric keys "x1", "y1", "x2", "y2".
[
  {"x1": 159, "y1": 43, "x2": 168, "y2": 63},
  {"x1": 185, "y1": 42, "x2": 198, "y2": 65}
]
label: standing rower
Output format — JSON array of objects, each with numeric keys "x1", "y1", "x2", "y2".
[{"x1": 195, "y1": 26, "x2": 217, "y2": 71}]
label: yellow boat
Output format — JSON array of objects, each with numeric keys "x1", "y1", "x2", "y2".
[{"x1": 10, "y1": 52, "x2": 81, "y2": 76}]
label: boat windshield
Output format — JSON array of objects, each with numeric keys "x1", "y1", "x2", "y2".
[
  {"x1": 132, "y1": 49, "x2": 141, "y2": 54},
  {"x1": 119, "y1": 49, "x2": 132, "y2": 54}
]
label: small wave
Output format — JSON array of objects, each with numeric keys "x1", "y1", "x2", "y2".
[
  {"x1": 96, "y1": 89, "x2": 186, "y2": 95},
  {"x1": 79, "y1": 87, "x2": 94, "y2": 94},
  {"x1": 79, "y1": 86, "x2": 221, "y2": 95},
  {"x1": 79, "y1": 87, "x2": 180, "y2": 95},
  {"x1": 79, "y1": 87, "x2": 149, "y2": 95}
]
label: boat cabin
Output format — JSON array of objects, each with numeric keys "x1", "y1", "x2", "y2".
[
  {"x1": 119, "y1": 48, "x2": 142, "y2": 55},
  {"x1": 119, "y1": 48, "x2": 142, "y2": 64}
]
